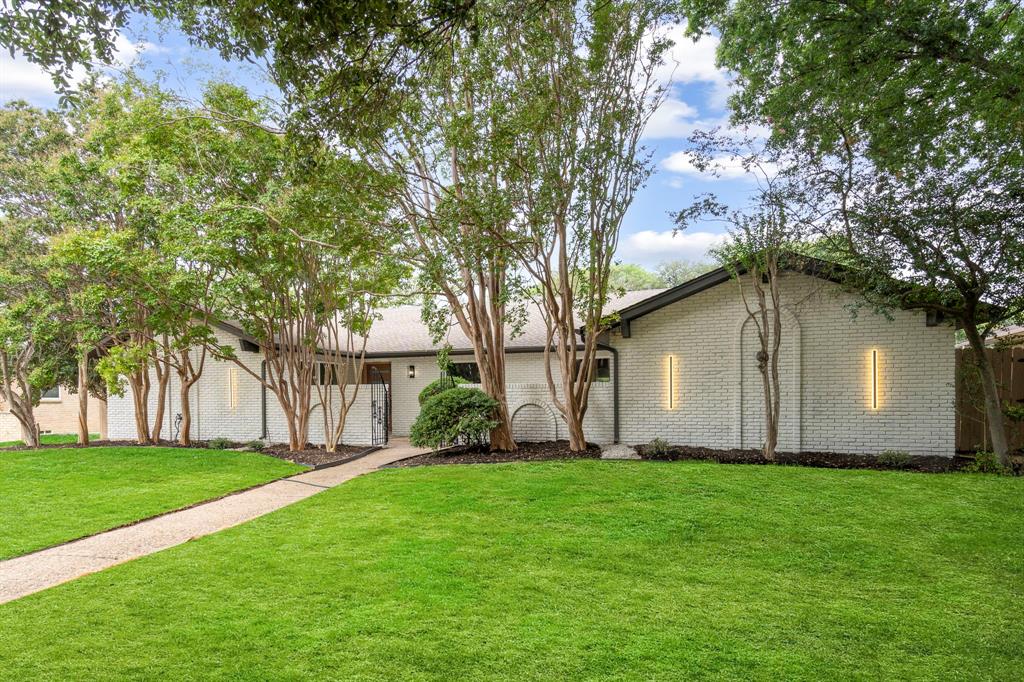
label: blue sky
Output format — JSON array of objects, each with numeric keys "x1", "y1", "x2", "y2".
[{"x1": 0, "y1": 18, "x2": 758, "y2": 269}]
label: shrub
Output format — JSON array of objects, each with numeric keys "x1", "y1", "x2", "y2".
[
  {"x1": 877, "y1": 450, "x2": 912, "y2": 469},
  {"x1": 410, "y1": 387, "x2": 498, "y2": 449},
  {"x1": 207, "y1": 437, "x2": 232, "y2": 450},
  {"x1": 245, "y1": 440, "x2": 265, "y2": 452},
  {"x1": 963, "y1": 450, "x2": 1010, "y2": 475},
  {"x1": 418, "y1": 375, "x2": 468, "y2": 405},
  {"x1": 646, "y1": 437, "x2": 672, "y2": 460}
]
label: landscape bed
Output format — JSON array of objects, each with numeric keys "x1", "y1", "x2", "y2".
[
  {"x1": 0, "y1": 446, "x2": 305, "y2": 560},
  {"x1": 0, "y1": 460, "x2": 1020, "y2": 680}
]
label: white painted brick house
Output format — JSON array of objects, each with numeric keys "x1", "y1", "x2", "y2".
[{"x1": 107, "y1": 261, "x2": 956, "y2": 456}]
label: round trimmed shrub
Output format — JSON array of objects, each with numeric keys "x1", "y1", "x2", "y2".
[
  {"x1": 417, "y1": 375, "x2": 468, "y2": 405},
  {"x1": 410, "y1": 387, "x2": 498, "y2": 449}
]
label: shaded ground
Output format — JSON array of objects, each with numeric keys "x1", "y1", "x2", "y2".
[
  {"x1": 386, "y1": 440, "x2": 600, "y2": 467},
  {"x1": 0, "y1": 460, "x2": 1020, "y2": 679},
  {"x1": 0, "y1": 446, "x2": 304, "y2": 560}
]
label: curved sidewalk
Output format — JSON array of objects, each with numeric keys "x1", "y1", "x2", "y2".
[{"x1": 0, "y1": 440, "x2": 428, "y2": 605}]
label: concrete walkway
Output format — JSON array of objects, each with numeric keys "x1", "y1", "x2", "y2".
[{"x1": 0, "y1": 440, "x2": 428, "y2": 605}]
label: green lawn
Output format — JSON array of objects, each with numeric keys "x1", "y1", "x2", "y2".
[
  {"x1": 0, "y1": 432, "x2": 98, "y2": 448},
  {"x1": 1, "y1": 461, "x2": 1021, "y2": 680},
  {"x1": 0, "y1": 446, "x2": 304, "y2": 560}
]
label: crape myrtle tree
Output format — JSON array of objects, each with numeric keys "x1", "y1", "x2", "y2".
[
  {"x1": 676, "y1": 0, "x2": 1024, "y2": 464},
  {"x1": 356, "y1": 2, "x2": 544, "y2": 452},
  {"x1": 46, "y1": 82, "x2": 189, "y2": 445},
  {"x1": 175, "y1": 84, "x2": 401, "y2": 452},
  {"x1": 676, "y1": 132, "x2": 823, "y2": 461},
  {"x1": 0, "y1": 100, "x2": 73, "y2": 447},
  {"x1": 503, "y1": 0, "x2": 675, "y2": 451}
]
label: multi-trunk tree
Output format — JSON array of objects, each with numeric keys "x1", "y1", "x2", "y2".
[{"x1": 500, "y1": 0, "x2": 673, "y2": 451}]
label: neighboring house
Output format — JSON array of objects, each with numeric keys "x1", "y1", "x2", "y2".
[
  {"x1": 0, "y1": 387, "x2": 107, "y2": 442},
  {"x1": 107, "y1": 261, "x2": 956, "y2": 456}
]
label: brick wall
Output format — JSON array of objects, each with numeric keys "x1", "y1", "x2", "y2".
[
  {"x1": 0, "y1": 388, "x2": 106, "y2": 440},
  {"x1": 609, "y1": 271, "x2": 955, "y2": 456},
  {"x1": 108, "y1": 338, "x2": 615, "y2": 446},
  {"x1": 107, "y1": 274, "x2": 955, "y2": 456}
]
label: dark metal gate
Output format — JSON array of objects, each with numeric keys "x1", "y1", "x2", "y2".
[{"x1": 370, "y1": 366, "x2": 390, "y2": 446}]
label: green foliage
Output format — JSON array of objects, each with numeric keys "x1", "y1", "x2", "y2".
[
  {"x1": 963, "y1": 451, "x2": 1011, "y2": 476},
  {"x1": 207, "y1": 438, "x2": 233, "y2": 450},
  {"x1": 679, "y1": 0, "x2": 1023, "y2": 171},
  {"x1": 645, "y1": 437, "x2": 672, "y2": 460},
  {"x1": 877, "y1": 450, "x2": 912, "y2": 469},
  {"x1": 1004, "y1": 403, "x2": 1024, "y2": 423},
  {"x1": 417, "y1": 375, "x2": 468, "y2": 406},
  {"x1": 409, "y1": 387, "x2": 498, "y2": 449},
  {"x1": 654, "y1": 260, "x2": 715, "y2": 288},
  {"x1": 608, "y1": 264, "x2": 663, "y2": 291},
  {"x1": 245, "y1": 440, "x2": 266, "y2": 452}
]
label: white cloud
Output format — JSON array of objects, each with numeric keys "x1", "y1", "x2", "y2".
[
  {"x1": 0, "y1": 35, "x2": 147, "y2": 106},
  {"x1": 652, "y1": 25, "x2": 733, "y2": 108},
  {"x1": 662, "y1": 149, "x2": 777, "y2": 181},
  {"x1": 617, "y1": 229, "x2": 727, "y2": 267}
]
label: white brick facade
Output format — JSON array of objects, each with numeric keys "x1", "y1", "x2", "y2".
[
  {"x1": 107, "y1": 331, "x2": 613, "y2": 446},
  {"x1": 107, "y1": 272, "x2": 955, "y2": 455},
  {"x1": 610, "y1": 272, "x2": 955, "y2": 456}
]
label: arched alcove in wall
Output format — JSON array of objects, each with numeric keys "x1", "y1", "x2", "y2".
[
  {"x1": 734, "y1": 307, "x2": 803, "y2": 452},
  {"x1": 511, "y1": 402, "x2": 560, "y2": 442}
]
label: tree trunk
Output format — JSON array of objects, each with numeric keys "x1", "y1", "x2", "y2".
[
  {"x1": 77, "y1": 353, "x2": 89, "y2": 446},
  {"x1": 129, "y1": 371, "x2": 151, "y2": 444},
  {"x1": 20, "y1": 418, "x2": 39, "y2": 448},
  {"x1": 565, "y1": 410, "x2": 587, "y2": 452},
  {"x1": 964, "y1": 324, "x2": 1010, "y2": 466},
  {"x1": 179, "y1": 381, "x2": 193, "y2": 446}
]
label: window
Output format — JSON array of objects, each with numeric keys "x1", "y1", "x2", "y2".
[
  {"x1": 40, "y1": 386, "x2": 60, "y2": 400},
  {"x1": 450, "y1": 362, "x2": 481, "y2": 383},
  {"x1": 317, "y1": 363, "x2": 339, "y2": 386},
  {"x1": 575, "y1": 357, "x2": 611, "y2": 382}
]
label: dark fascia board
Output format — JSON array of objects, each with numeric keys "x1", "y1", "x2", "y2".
[
  {"x1": 209, "y1": 321, "x2": 587, "y2": 359},
  {"x1": 609, "y1": 255, "x2": 847, "y2": 335}
]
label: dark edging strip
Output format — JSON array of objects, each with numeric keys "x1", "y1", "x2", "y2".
[{"x1": 310, "y1": 445, "x2": 382, "y2": 471}]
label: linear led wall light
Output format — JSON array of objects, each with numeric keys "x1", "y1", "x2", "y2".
[{"x1": 871, "y1": 349, "x2": 878, "y2": 410}]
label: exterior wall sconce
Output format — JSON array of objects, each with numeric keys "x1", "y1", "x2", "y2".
[
  {"x1": 408, "y1": 365, "x2": 416, "y2": 379},
  {"x1": 666, "y1": 355, "x2": 677, "y2": 410},
  {"x1": 871, "y1": 349, "x2": 879, "y2": 410}
]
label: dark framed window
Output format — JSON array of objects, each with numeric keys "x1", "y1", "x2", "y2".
[
  {"x1": 40, "y1": 386, "x2": 60, "y2": 400},
  {"x1": 450, "y1": 362, "x2": 481, "y2": 383},
  {"x1": 575, "y1": 357, "x2": 611, "y2": 382},
  {"x1": 317, "y1": 363, "x2": 339, "y2": 386}
]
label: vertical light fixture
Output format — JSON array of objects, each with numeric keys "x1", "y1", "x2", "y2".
[
  {"x1": 668, "y1": 355, "x2": 675, "y2": 410},
  {"x1": 408, "y1": 365, "x2": 416, "y2": 379},
  {"x1": 871, "y1": 349, "x2": 878, "y2": 410}
]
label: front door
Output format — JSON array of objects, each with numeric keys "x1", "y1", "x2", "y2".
[{"x1": 363, "y1": 362, "x2": 392, "y2": 443}]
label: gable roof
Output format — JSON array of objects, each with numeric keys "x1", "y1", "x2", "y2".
[
  {"x1": 218, "y1": 289, "x2": 666, "y2": 358},
  {"x1": 610, "y1": 255, "x2": 844, "y2": 337}
]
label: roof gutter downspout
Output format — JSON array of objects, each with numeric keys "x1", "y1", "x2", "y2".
[{"x1": 596, "y1": 341, "x2": 620, "y2": 444}]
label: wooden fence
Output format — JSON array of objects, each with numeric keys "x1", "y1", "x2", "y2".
[{"x1": 955, "y1": 347, "x2": 1024, "y2": 453}]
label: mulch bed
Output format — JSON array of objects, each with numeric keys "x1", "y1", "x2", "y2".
[
  {"x1": 0, "y1": 439, "x2": 206, "y2": 452},
  {"x1": 260, "y1": 443, "x2": 371, "y2": 468},
  {"x1": 636, "y1": 444, "x2": 1023, "y2": 474},
  {"x1": 386, "y1": 440, "x2": 601, "y2": 468}
]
